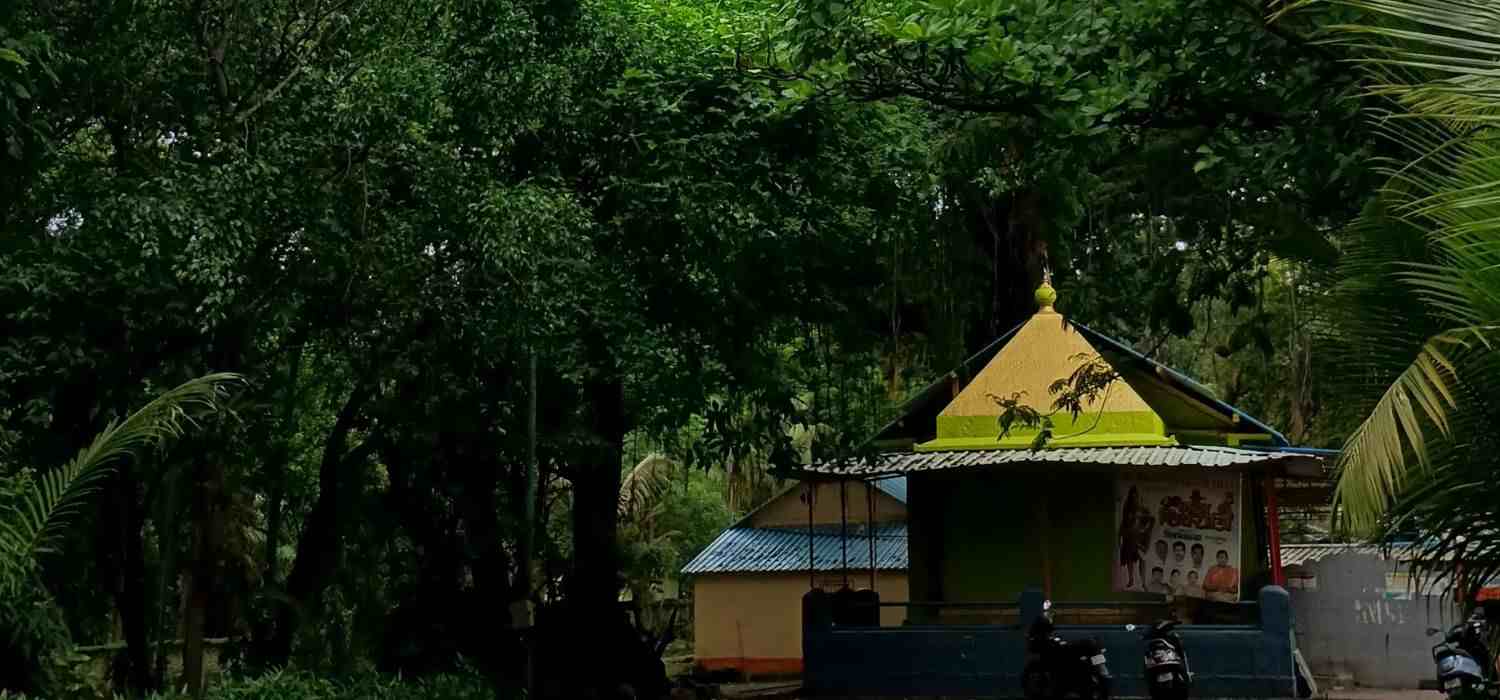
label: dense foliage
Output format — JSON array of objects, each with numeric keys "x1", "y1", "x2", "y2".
[
  {"x1": 0, "y1": 0, "x2": 1404, "y2": 696},
  {"x1": 0, "y1": 668, "x2": 496, "y2": 700}
]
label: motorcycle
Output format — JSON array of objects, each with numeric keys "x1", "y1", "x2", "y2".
[
  {"x1": 1429, "y1": 610, "x2": 1495, "y2": 699},
  {"x1": 1023, "y1": 600, "x2": 1112, "y2": 700},
  {"x1": 1127, "y1": 620, "x2": 1191, "y2": 700}
]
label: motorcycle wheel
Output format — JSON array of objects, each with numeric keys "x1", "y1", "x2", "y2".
[{"x1": 1022, "y1": 661, "x2": 1053, "y2": 700}]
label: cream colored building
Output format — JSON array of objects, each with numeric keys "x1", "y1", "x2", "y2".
[{"x1": 681, "y1": 479, "x2": 908, "y2": 677}]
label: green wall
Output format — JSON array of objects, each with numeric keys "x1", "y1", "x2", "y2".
[{"x1": 909, "y1": 470, "x2": 1264, "y2": 603}]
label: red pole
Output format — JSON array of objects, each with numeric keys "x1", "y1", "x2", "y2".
[{"x1": 1264, "y1": 474, "x2": 1285, "y2": 587}]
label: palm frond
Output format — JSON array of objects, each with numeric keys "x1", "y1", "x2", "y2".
[
  {"x1": 0, "y1": 373, "x2": 241, "y2": 565},
  {"x1": 1309, "y1": 0, "x2": 1500, "y2": 594},
  {"x1": 619, "y1": 453, "x2": 677, "y2": 518},
  {"x1": 1323, "y1": 0, "x2": 1500, "y2": 123},
  {"x1": 1333, "y1": 331, "x2": 1481, "y2": 532}
]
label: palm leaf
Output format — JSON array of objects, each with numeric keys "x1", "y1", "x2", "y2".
[
  {"x1": 620, "y1": 453, "x2": 677, "y2": 519},
  {"x1": 1312, "y1": 0, "x2": 1500, "y2": 543},
  {"x1": 1334, "y1": 336, "x2": 1454, "y2": 532},
  {"x1": 0, "y1": 373, "x2": 241, "y2": 567},
  {"x1": 1320, "y1": 0, "x2": 1500, "y2": 123}
]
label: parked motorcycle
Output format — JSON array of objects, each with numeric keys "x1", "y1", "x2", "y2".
[
  {"x1": 1023, "y1": 600, "x2": 1112, "y2": 700},
  {"x1": 1429, "y1": 610, "x2": 1495, "y2": 699},
  {"x1": 1127, "y1": 620, "x2": 1191, "y2": 700}
]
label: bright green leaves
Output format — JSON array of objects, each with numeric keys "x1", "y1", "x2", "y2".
[{"x1": 1193, "y1": 144, "x2": 1223, "y2": 174}]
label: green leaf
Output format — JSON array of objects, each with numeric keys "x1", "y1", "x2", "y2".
[{"x1": 0, "y1": 373, "x2": 239, "y2": 580}]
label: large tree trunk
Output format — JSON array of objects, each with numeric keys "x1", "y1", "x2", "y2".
[
  {"x1": 181, "y1": 449, "x2": 226, "y2": 698},
  {"x1": 250, "y1": 342, "x2": 304, "y2": 662},
  {"x1": 967, "y1": 189, "x2": 1048, "y2": 351},
  {"x1": 454, "y1": 436, "x2": 512, "y2": 671},
  {"x1": 539, "y1": 371, "x2": 636, "y2": 699},
  {"x1": 264, "y1": 317, "x2": 433, "y2": 664},
  {"x1": 265, "y1": 382, "x2": 374, "y2": 664},
  {"x1": 121, "y1": 468, "x2": 155, "y2": 696},
  {"x1": 263, "y1": 338, "x2": 306, "y2": 590},
  {"x1": 99, "y1": 463, "x2": 156, "y2": 697},
  {"x1": 568, "y1": 373, "x2": 626, "y2": 617}
]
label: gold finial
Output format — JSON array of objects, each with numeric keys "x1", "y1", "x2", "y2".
[{"x1": 1034, "y1": 268, "x2": 1057, "y2": 313}]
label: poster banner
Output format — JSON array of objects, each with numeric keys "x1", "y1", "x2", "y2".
[{"x1": 1114, "y1": 473, "x2": 1241, "y2": 601}]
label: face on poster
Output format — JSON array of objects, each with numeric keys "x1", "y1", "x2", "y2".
[{"x1": 1114, "y1": 472, "x2": 1241, "y2": 601}]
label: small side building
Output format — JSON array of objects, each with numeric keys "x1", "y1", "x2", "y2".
[{"x1": 681, "y1": 479, "x2": 909, "y2": 677}]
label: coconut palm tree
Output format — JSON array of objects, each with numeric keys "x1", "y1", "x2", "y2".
[{"x1": 1309, "y1": 0, "x2": 1500, "y2": 595}]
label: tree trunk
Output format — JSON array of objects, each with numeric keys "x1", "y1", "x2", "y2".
[
  {"x1": 965, "y1": 188, "x2": 1048, "y2": 353},
  {"x1": 548, "y1": 372, "x2": 629, "y2": 698},
  {"x1": 265, "y1": 382, "x2": 373, "y2": 664},
  {"x1": 568, "y1": 373, "x2": 626, "y2": 615},
  {"x1": 121, "y1": 464, "x2": 155, "y2": 696},
  {"x1": 181, "y1": 449, "x2": 226, "y2": 698},
  {"x1": 516, "y1": 353, "x2": 539, "y2": 602},
  {"x1": 263, "y1": 340, "x2": 305, "y2": 589},
  {"x1": 457, "y1": 443, "x2": 510, "y2": 606},
  {"x1": 100, "y1": 462, "x2": 156, "y2": 697},
  {"x1": 250, "y1": 342, "x2": 304, "y2": 659}
]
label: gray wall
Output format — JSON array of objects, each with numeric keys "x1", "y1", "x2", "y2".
[{"x1": 1288, "y1": 552, "x2": 1459, "y2": 689}]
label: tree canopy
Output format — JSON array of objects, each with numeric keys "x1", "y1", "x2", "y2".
[{"x1": 0, "y1": 0, "x2": 1409, "y2": 697}]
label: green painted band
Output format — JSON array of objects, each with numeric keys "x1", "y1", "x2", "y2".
[
  {"x1": 914, "y1": 433, "x2": 1179, "y2": 452},
  {"x1": 934, "y1": 411, "x2": 1167, "y2": 441}
]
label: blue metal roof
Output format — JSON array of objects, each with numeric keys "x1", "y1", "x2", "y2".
[
  {"x1": 872, "y1": 476, "x2": 907, "y2": 503},
  {"x1": 680, "y1": 523, "x2": 908, "y2": 575}
]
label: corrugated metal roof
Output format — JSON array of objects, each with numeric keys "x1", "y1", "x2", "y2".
[
  {"x1": 802, "y1": 445, "x2": 1311, "y2": 477},
  {"x1": 681, "y1": 523, "x2": 908, "y2": 575},
  {"x1": 1281, "y1": 543, "x2": 1422, "y2": 567},
  {"x1": 1281, "y1": 544, "x2": 1380, "y2": 566},
  {"x1": 872, "y1": 477, "x2": 907, "y2": 503}
]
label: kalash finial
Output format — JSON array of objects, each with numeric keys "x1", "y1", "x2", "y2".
[{"x1": 1034, "y1": 267, "x2": 1057, "y2": 313}]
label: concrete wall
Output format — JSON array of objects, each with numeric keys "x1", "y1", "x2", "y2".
[
  {"x1": 750, "y1": 482, "x2": 905, "y2": 529},
  {"x1": 692, "y1": 571, "x2": 908, "y2": 674},
  {"x1": 1288, "y1": 552, "x2": 1460, "y2": 689}
]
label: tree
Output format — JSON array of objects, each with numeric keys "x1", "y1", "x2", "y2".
[
  {"x1": 753, "y1": 0, "x2": 1383, "y2": 368},
  {"x1": 1313, "y1": 0, "x2": 1500, "y2": 596},
  {"x1": 0, "y1": 0, "x2": 1405, "y2": 696},
  {"x1": 4, "y1": 0, "x2": 928, "y2": 693},
  {"x1": 0, "y1": 374, "x2": 238, "y2": 695}
]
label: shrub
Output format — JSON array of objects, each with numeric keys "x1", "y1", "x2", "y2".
[{"x1": 0, "y1": 667, "x2": 505, "y2": 700}]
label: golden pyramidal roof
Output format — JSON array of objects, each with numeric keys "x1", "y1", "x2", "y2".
[{"x1": 917, "y1": 281, "x2": 1175, "y2": 452}]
